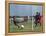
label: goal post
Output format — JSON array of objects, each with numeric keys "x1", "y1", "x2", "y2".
[
  {"x1": 32, "y1": 11, "x2": 34, "y2": 31},
  {"x1": 32, "y1": 16, "x2": 34, "y2": 31}
]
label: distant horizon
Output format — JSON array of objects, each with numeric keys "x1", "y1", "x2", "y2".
[
  {"x1": 10, "y1": 4, "x2": 42, "y2": 16},
  {"x1": 9, "y1": 16, "x2": 42, "y2": 17}
]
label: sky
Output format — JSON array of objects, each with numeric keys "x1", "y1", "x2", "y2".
[{"x1": 10, "y1": 4, "x2": 42, "y2": 16}]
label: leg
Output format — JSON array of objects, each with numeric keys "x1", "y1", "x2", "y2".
[
  {"x1": 13, "y1": 21, "x2": 20, "y2": 28},
  {"x1": 34, "y1": 21, "x2": 37, "y2": 27},
  {"x1": 35, "y1": 22, "x2": 37, "y2": 27}
]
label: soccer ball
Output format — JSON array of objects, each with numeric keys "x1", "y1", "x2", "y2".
[{"x1": 21, "y1": 25, "x2": 24, "y2": 29}]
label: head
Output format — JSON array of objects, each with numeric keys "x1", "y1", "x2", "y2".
[
  {"x1": 13, "y1": 16, "x2": 16, "y2": 20},
  {"x1": 36, "y1": 12, "x2": 39, "y2": 15}
]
